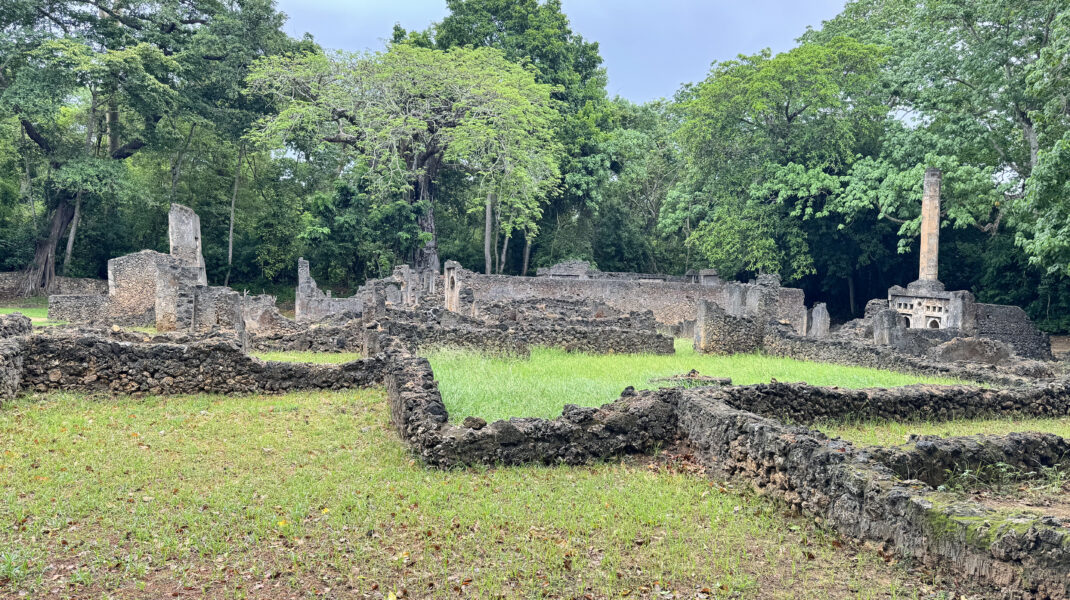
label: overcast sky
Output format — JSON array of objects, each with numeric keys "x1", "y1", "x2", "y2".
[{"x1": 274, "y1": 0, "x2": 848, "y2": 103}]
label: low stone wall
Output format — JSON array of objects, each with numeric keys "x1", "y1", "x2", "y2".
[
  {"x1": 381, "y1": 318, "x2": 674, "y2": 357},
  {"x1": 0, "y1": 314, "x2": 29, "y2": 398},
  {"x1": 0, "y1": 340, "x2": 22, "y2": 399},
  {"x1": 867, "y1": 432, "x2": 1070, "y2": 488},
  {"x1": 0, "y1": 272, "x2": 107, "y2": 300},
  {"x1": 48, "y1": 294, "x2": 110, "y2": 323},
  {"x1": 250, "y1": 323, "x2": 364, "y2": 353},
  {"x1": 0, "y1": 313, "x2": 32, "y2": 338},
  {"x1": 16, "y1": 331, "x2": 387, "y2": 396},
  {"x1": 762, "y1": 326, "x2": 1051, "y2": 385},
  {"x1": 675, "y1": 389, "x2": 1070, "y2": 599}
]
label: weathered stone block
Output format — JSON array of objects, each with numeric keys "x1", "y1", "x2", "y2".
[
  {"x1": 694, "y1": 300, "x2": 763, "y2": 355},
  {"x1": 808, "y1": 303, "x2": 830, "y2": 338}
]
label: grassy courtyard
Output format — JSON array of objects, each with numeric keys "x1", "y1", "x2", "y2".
[
  {"x1": 0, "y1": 389, "x2": 948, "y2": 599},
  {"x1": 426, "y1": 340, "x2": 967, "y2": 422}
]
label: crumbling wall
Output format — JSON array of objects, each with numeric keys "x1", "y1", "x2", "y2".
[
  {"x1": 167, "y1": 203, "x2": 208, "y2": 282},
  {"x1": 154, "y1": 259, "x2": 208, "y2": 331},
  {"x1": 384, "y1": 357, "x2": 1070, "y2": 597},
  {"x1": 444, "y1": 261, "x2": 807, "y2": 333},
  {"x1": 0, "y1": 314, "x2": 31, "y2": 399},
  {"x1": 173, "y1": 285, "x2": 247, "y2": 349},
  {"x1": 295, "y1": 258, "x2": 364, "y2": 323},
  {"x1": 693, "y1": 300, "x2": 763, "y2": 354},
  {"x1": 47, "y1": 295, "x2": 110, "y2": 324},
  {"x1": 18, "y1": 331, "x2": 387, "y2": 395},
  {"x1": 975, "y1": 303, "x2": 1051, "y2": 360},
  {"x1": 674, "y1": 389, "x2": 1070, "y2": 599},
  {"x1": 106, "y1": 250, "x2": 169, "y2": 326},
  {"x1": 0, "y1": 272, "x2": 107, "y2": 300},
  {"x1": 385, "y1": 356, "x2": 679, "y2": 467},
  {"x1": 379, "y1": 317, "x2": 673, "y2": 357},
  {"x1": 867, "y1": 432, "x2": 1070, "y2": 488},
  {"x1": 762, "y1": 325, "x2": 1051, "y2": 385}
]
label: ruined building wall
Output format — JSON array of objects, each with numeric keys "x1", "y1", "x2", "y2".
[
  {"x1": 0, "y1": 272, "x2": 107, "y2": 300},
  {"x1": 975, "y1": 303, "x2": 1051, "y2": 360},
  {"x1": 444, "y1": 262, "x2": 808, "y2": 334},
  {"x1": 295, "y1": 257, "x2": 363, "y2": 323},
  {"x1": 106, "y1": 250, "x2": 170, "y2": 326}
]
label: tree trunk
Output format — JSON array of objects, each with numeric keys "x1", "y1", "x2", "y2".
[
  {"x1": 521, "y1": 236, "x2": 531, "y2": 276},
  {"x1": 170, "y1": 122, "x2": 196, "y2": 201},
  {"x1": 847, "y1": 274, "x2": 856, "y2": 317},
  {"x1": 20, "y1": 142, "x2": 35, "y2": 230},
  {"x1": 106, "y1": 99, "x2": 120, "y2": 155},
  {"x1": 224, "y1": 144, "x2": 245, "y2": 287},
  {"x1": 62, "y1": 190, "x2": 83, "y2": 275},
  {"x1": 414, "y1": 170, "x2": 440, "y2": 273},
  {"x1": 484, "y1": 192, "x2": 493, "y2": 275},
  {"x1": 498, "y1": 233, "x2": 510, "y2": 275},
  {"x1": 21, "y1": 199, "x2": 76, "y2": 296}
]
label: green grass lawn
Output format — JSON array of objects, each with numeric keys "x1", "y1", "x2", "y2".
[
  {"x1": 0, "y1": 389, "x2": 948, "y2": 599},
  {"x1": 253, "y1": 351, "x2": 364, "y2": 364},
  {"x1": 428, "y1": 339, "x2": 968, "y2": 422},
  {"x1": 821, "y1": 416, "x2": 1070, "y2": 447},
  {"x1": 1, "y1": 302, "x2": 65, "y2": 327}
]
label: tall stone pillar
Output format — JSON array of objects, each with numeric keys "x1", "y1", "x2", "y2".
[{"x1": 918, "y1": 168, "x2": 941, "y2": 284}]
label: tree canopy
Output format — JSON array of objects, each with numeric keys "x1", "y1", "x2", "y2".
[{"x1": 2, "y1": 0, "x2": 1070, "y2": 331}]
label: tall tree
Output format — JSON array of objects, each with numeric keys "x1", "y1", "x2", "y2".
[
  {"x1": 0, "y1": 0, "x2": 293, "y2": 294},
  {"x1": 672, "y1": 38, "x2": 888, "y2": 281},
  {"x1": 247, "y1": 44, "x2": 561, "y2": 273}
]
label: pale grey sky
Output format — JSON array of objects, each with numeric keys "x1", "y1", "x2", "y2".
[{"x1": 275, "y1": 0, "x2": 847, "y2": 102}]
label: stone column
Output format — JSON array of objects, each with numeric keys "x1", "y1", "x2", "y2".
[
  {"x1": 919, "y1": 168, "x2": 941, "y2": 283},
  {"x1": 807, "y1": 303, "x2": 829, "y2": 338}
]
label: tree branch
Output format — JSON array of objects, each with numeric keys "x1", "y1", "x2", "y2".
[
  {"x1": 20, "y1": 119, "x2": 53, "y2": 154},
  {"x1": 110, "y1": 139, "x2": 146, "y2": 159}
]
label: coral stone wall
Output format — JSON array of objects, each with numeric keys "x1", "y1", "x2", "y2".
[
  {"x1": 48, "y1": 295, "x2": 110, "y2": 323},
  {"x1": 0, "y1": 314, "x2": 31, "y2": 398},
  {"x1": 0, "y1": 272, "x2": 107, "y2": 300},
  {"x1": 17, "y1": 332, "x2": 386, "y2": 396},
  {"x1": 444, "y1": 262, "x2": 808, "y2": 333},
  {"x1": 107, "y1": 250, "x2": 169, "y2": 326},
  {"x1": 975, "y1": 303, "x2": 1052, "y2": 360}
]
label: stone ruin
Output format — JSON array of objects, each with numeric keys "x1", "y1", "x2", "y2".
[
  {"x1": 46, "y1": 204, "x2": 285, "y2": 343},
  {"x1": 443, "y1": 260, "x2": 810, "y2": 338},
  {"x1": 691, "y1": 169, "x2": 1053, "y2": 381}
]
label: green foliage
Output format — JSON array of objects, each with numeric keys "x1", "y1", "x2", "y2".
[
  {"x1": 673, "y1": 38, "x2": 888, "y2": 281},
  {"x1": 248, "y1": 44, "x2": 562, "y2": 269}
]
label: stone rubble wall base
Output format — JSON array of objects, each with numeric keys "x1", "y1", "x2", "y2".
[{"x1": 11, "y1": 331, "x2": 387, "y2": 396}]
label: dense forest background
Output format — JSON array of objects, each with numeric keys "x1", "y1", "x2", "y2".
[{"x1": 2, "y1": 0, "x2": 1069, "y2": 330}]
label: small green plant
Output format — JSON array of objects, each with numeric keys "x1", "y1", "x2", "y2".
[{"x1": 0, "y1": 551, "x2": 30, "y2": 585}]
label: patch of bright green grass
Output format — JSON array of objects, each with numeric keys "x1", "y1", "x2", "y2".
[
  {"x1": 253, "y1": 350, "x2": 363, "y2": 363},
  {"x1": 0, "y1": 305, "x2": 66, "y2": 327},
  {"x1": 429, "y1": 339, "x2": 969, "y2": 422},
  {"x1": 820, "y1": 416, "x2": 1070, "y2": 447},
  {"x1": 0, "y1": 306, "x2": 47, "y2": 320},
  {"x1": 0, "y1": 390, "x2": 938, "y2": 598}
]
